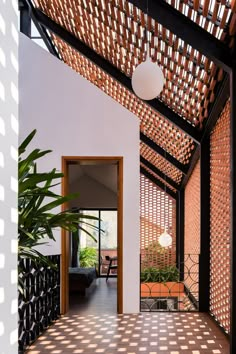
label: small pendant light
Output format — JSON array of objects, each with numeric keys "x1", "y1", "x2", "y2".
[{"x1": 131, "y1": 1, "x2": 164, "y2": 100}]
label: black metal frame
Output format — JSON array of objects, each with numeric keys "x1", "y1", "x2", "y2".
[
  {"x1": 78, "y1": 208, "x2": 118, "y2": 278},
  {"x1": 201, "y1": 74, "x2": 230, "y2": 140},
  {"x1": 198, "y1": 137, "x2": 210, "y2": 312},
  {"x1": 181, "y1": 74, "x2": 230, "y2": 189},
  {"x1": 20, "y1": 0, "x2": 59, "y2": 57},
  {"x1": 184, "y1": 284, "x2": 199, "y2": 310},
  {"x1": 19, "y1": 1, "x2": 31, "y2": 37},
  {"x1": 128, "y1": 0, "x2": 233, "y2": 73},
  {"x1": 22, "y1": 2, "x2": 201, "y2": 143},
  {"x1": 140, "y1": 166, "x2": 177, "y2": 200},
  {"x1": 140, "y1": 132, "x2": 188, "y2": 175},
  {"x1": 19, "y1": 2, "x2": 236, "y2": 350},
  {"x1": 18, "y1": 255, "x2": 60, "y2": 353},
  {"x1": 181, "y1": 145, "x2": 200, "y2": 190},
  {"x1": 140, "y1": 254, "x2": 199, "y2": 312},
  {"x1": 23, "y1": 0, "x2": 234, "y2": 194},
  {"x1": 140, "y1": 156, "x2": 179, "y2": 191}
]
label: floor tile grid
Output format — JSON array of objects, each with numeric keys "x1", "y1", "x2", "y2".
[{"x1": 27, "y1": 312, "x2": 229, "y2": 354}]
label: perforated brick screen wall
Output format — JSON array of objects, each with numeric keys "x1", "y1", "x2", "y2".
[
  {"x1": 34, "y1": 0, "x2": 228, "y2": 128},
  {"x1": 140, "y1": 173, "x2": 176, "y2": 268},
  {"x1": 184, "y1": 160, "x2": 200, "y2": 300},
  {"x1": 210, "y1": 100, "x2": 230, "y2": 333}
]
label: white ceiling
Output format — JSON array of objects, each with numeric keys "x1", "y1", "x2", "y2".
[{"x1": 69, "y1": 163, "x2": 118, "y2": 193}]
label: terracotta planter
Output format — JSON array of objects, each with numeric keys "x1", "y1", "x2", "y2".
[{"x1": 141, "y1": 282, "x2": 184, "y2": 298}]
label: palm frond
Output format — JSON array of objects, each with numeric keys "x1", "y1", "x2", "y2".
[{"x1": 18, "y1": 130, "x2": 100, "y2": 290}]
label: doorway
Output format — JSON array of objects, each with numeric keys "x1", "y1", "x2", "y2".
[{"x1": 61, "y1": 156, "x2": 123, "y2": 315}]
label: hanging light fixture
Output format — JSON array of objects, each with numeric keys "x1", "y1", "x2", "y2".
[
  {"x1": 159, "y1": 228, "x2": 172, "y2": 248},
  {"x1": 131, "y1": 1, "x2": 164, "y2": 100},
  {"x1": 158, "y1": 149, "x2": 172, "y2": 248}
]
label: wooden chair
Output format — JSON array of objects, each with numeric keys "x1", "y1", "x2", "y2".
[{"x1": 105, "y1": 256, "x2": 117, "y2": 281}]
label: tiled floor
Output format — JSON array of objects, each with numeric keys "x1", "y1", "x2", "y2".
[
  {"x1": 27, "y1": 278, "x2": 229, "y2": 354},
  {"x1": 68, "y1": 277, "x2": 117, "y2": 315}
]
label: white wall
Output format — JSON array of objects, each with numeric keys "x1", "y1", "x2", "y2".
[
  {"x1": 19, "y1": 35, "x2": 140, "y2": 313},
  {"x1": 0, "y1": 1, "x2": 18, "y2": 352}
]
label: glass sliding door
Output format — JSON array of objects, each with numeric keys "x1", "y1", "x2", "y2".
[
  {"x1": 78, "y1": 209, "x2": 117, "y2": 277},
  {"x1": 100, "y1": 210, "x2": 117, "y2": 276},
  {"x1": 78, "y1": 210, "x2": 99, "y2": 270}
]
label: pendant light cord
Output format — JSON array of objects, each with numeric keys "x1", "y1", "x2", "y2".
[
  {"x1": 164, "y1": 147, "x2": 167, "y2": 231},
  {"x1": 146, "y1": 0, "x2": 149, "y2": 58}
]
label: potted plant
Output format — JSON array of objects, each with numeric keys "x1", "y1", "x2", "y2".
[
  {"x1": 141, "y1": 239, "x2": 183, "y2": 298},
  {"x1": 18, "y1": 130, "x2": 98, "y2": 290},
  {"x1": 79, "y1": 247, "x2": 98, "y2": 268},
  {"x1": 140, "y1": 265, "x2": 184, "y2": 297}
]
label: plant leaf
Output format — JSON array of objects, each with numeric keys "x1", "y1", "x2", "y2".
[{"x1": 19, "y1": 129, "x2": 37, "y2": 155}]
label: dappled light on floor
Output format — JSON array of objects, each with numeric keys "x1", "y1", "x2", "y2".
[{"x1": 27, "y1": 312, "x2": 229, "y2": 354}]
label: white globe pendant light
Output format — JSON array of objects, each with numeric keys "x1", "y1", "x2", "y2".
[
  {"x1": 131, "y1": 48, "x2": 164, "y2": 101},
  {"x1": 159, "y1": 228, "x2": 172, "y2": 248},
  {"x1": 158, "y1": 146, "x2": 172, "y2": 248}
]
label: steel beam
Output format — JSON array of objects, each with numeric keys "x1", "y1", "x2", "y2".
[
  {"x1": 24, "y1": 0, "x2": 59, "y2": 57},
  {"x1": 29, "y1": 6, "x2": 201, "y2": 143},
  {"x1": 128, "y1": 0, "x2": 233, "y2": 73},
  {"x1": 19, "y1": 1, "x2": 31, "y2": 37},
  {"x1": 140, "y1": 132, "x2": 189, "y2": 175},
  {"x1": 201, "y1": 74, "x2": 230, "y2": 141},
  {"x1": 181, "y1": 145, "x2": 200, "y2": 189},
  {"x1": 140, "y1": 167, "x2": 176, "y2": 199},
  {"x1": 140, "y1": 156, "x2": 179, "y2": 190},
  {"x1": 181, "y1": 73, "x2": 230, "y2": 189}
]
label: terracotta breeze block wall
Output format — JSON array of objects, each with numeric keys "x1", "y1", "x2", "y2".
[
  {"x1": 140, "y1": 174, "x2": 176, "y2": 268},
  {"x1": 184, "y1": 160, "x2": 200, "y2": 300},
  {"x1": 185, "y1": 160, "x2": 201, "y2": 255},
  {"x1": 210, "y1": 100, "x2": 230, "y2": 333}
]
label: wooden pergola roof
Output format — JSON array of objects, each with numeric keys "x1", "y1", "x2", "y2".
[{"x1": 23, "y1": 0, "x2": 236, "y2": 197}]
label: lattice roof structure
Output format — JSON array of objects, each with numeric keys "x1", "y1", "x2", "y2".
[
  {"x1": 164, "y1": 0, "x2": 236, "y2": 43},
  {"x1": 22, "y1": 0, "x2": 236, "y2": 198}
]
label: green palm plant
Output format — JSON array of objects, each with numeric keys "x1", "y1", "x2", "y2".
[
  {"x1": 79, "y1": 247, "x2": 98, "y2": 268},
  {"x1": 18, "y1": 130, "x2": 98, "y2": 289},
  {"x1": 141, "y1": 265, "x2": 179, "y2": 283}
]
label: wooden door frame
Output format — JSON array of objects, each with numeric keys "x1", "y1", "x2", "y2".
[{"x1": 61, "y1": 156, "x2": 123, "y2": 314}]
